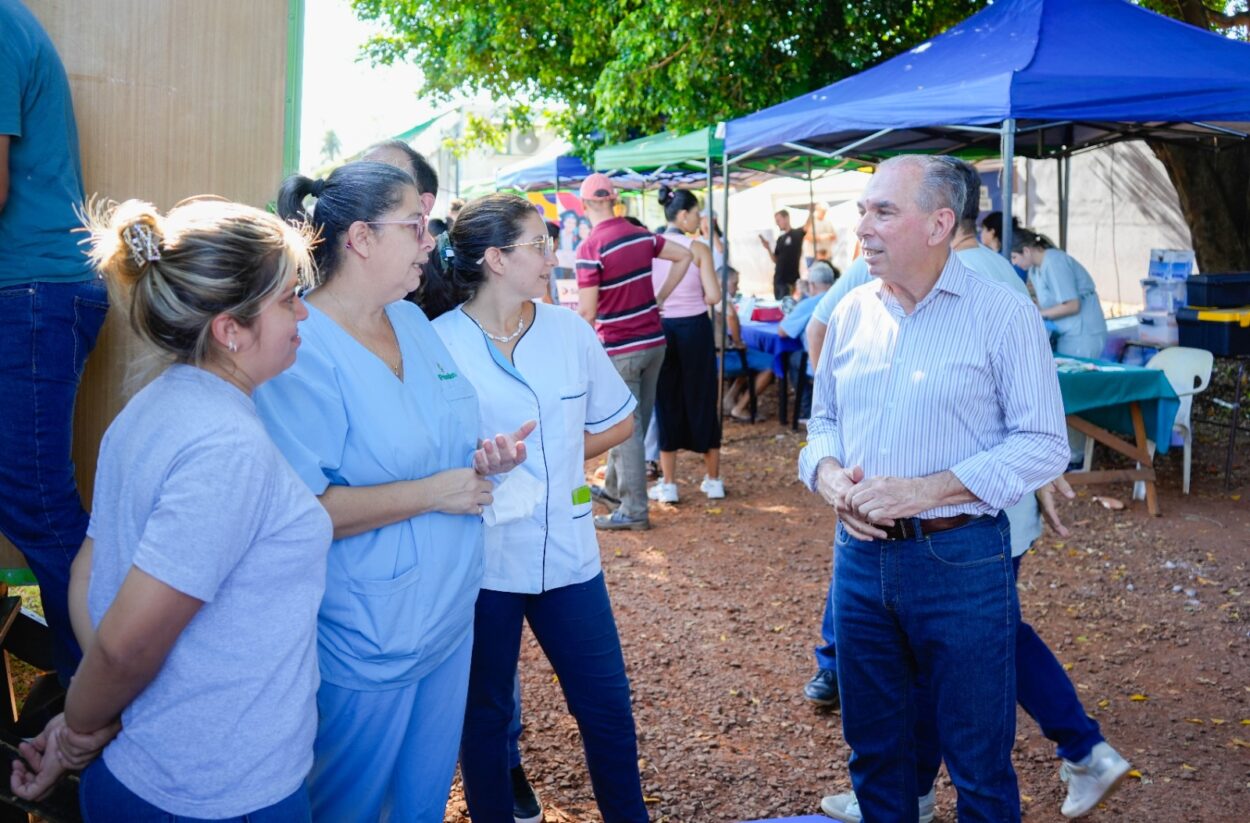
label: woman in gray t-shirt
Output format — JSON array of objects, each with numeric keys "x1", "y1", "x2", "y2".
[{"x1": 10, "y1": 198, "x2": 332, "y2": 821}]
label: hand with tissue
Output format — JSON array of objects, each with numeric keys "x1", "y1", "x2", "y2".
[
  {"x1": 473, "y1": 420, "x2": 537, "y2": 476},
  {"x1": 481, "y1": 469, "x2": 546, "y2": 527}
]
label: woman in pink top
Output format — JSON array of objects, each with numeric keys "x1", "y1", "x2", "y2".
[{"x1": 649, "y1": 186, "x2": 724, "y2": 502}]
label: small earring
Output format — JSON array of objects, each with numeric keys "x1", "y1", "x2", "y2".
[{"x1": 228, "y1": 339, "x2": 238, "y2": 353}]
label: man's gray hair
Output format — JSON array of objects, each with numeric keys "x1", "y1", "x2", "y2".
[
  {"x1": 878, "y1": 155, "x2": 967, "y2": 219},
  {"x1": 808, "y1": 261, "x2": 837, "y2": 285}
]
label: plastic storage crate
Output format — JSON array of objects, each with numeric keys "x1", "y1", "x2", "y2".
[
  {"x1": 1176, "y1": 306, "x2": 1250, "y2": 356},
  {"x1": 1184, "y1": 273, "x2": 1250, "y2": 308},
  {"x1": 1141, "y1": 277, "x2": 1187, "y2": 312}
]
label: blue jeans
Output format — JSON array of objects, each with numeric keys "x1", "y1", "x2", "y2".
[
  {"x1": 813, "y1": 565, "x2": 837, "y2": 672},
  {"x1": 0, "y1": 280, "x2": 108, "y2": 681},
  {"x1": 460, "y1": 573, "x2": 647, "y2": 822},
  {"x1": 834, "y1": 514, "x2": 1020, "y2": 823},
  {"x1": 80, "y1": 757, "x2": 310, "y2": 822},
  {"x1": 912, "y1": 554, "x2": 1103, "y2": 791}
]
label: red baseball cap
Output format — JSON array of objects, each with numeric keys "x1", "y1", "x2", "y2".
[{"x1": 579, "y1": 173, "x2": 617, "y2": 201}]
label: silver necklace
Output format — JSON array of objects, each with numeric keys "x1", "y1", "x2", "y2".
[{"x1": 468, "y1": 308, "x2": 526, "y2": 343}]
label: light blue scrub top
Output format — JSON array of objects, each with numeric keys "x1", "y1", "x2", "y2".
[
  {"x1": 433, "y1": 303, "x2": 635, "y2": 594},
  {"x1": 255, "y1": 300, "x2": 482, "y2": 690},
  {"x1": 1029, "y1": 249, "x2": 1108, "y2": 342}
]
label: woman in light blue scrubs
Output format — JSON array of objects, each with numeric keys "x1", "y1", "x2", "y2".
[
  {"x1": 257, "y1": 163, "x2": 531, "y2": 823},
  {"x1": 432, "y1": 195, "x2": 648, "y2": 822},
  {"x1": 1011, "y1": 230, "x2": 1108, "y2": 359}
]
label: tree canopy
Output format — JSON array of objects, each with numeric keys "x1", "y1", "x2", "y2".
[
  {"x1": 352, "y1": 0, "x2": 1248, "y2": 268},
  {"x1": 352, "y1": 0, "x2": 988, "y2": 155}
]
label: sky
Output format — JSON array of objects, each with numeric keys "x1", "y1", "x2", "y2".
[{"x1": 299, "y1": 0, "x2": 442, "y2": 172}]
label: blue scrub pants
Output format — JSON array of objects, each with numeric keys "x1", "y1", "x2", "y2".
[
  {"x1": 308, "y1": 632, "x2": 472, "y2": 823},
  {"x1": 460, "y1": 573, "x2": 647, "y2": 822}
]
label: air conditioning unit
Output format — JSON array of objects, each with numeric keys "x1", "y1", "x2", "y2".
[{"x1": 513, "y1": 130, "x2": 540, "y2": 155}]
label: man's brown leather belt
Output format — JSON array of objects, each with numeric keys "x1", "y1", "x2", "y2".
[{"x1": 879, "y1": 514, "x2": 978, "y2": 541}]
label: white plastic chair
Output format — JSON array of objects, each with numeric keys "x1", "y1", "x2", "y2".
[
  {"x1": 1084, "y1": 347, "x2": 1213, "y2": 495},
  {"x1": 1146, "y1": 347, "x2": 1214, "y2": 494}
]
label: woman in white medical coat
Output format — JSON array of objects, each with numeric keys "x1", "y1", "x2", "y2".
[{"x1": 433, "y1": 194, "x2": 648, "y2": 822}]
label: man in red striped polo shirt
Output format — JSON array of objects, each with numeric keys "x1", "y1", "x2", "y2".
[{"x1": 576, "y1": 173, "x2": 692, "y2": 530}]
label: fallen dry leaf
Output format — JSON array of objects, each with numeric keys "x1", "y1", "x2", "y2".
[{"x1": 1130, "y1": 693, "x2": 1149, "y2": 701}]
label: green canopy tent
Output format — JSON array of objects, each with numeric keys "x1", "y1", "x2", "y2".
[{"x1": 594, "y1": 126, "x2": 860, "y2": 426}]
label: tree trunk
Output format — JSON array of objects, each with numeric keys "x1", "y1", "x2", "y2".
[{"x1": 1148, "y1": 140, "x2": 1250, "y2": 272}]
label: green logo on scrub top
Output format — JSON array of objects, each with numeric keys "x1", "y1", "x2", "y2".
[{"x1": 436, "y1": 363, "x2": 458, "y2": 381}]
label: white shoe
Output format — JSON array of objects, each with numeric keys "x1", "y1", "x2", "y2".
[
  {"x1": 700, "y1": 476, "x2": 725, "y2": 499},
  {"x1": 820, "y1": 787, "x2": 935, "y2": 823},
  {"x1": 1060, "y1": 741, "x2": 1131, "y2": 818},
  {"x1": 647, "y1": 480, "x2": 679, "y2": 503}
]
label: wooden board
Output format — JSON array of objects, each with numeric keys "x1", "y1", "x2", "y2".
[{"x1": 0, "y1": 1, "x2": 292, "y2": 570}]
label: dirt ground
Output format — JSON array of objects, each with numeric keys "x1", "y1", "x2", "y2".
[{"x1": 444, "y1": 395, "x2": 1250, "y2": 823}]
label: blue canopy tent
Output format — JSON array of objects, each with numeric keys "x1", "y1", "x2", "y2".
[
  {"x1": 495, "y1": 147, "x2": 596, "y2": 192},
  {"x1": 723, "y1": 0, "x2": 1250, "y2": 254}
]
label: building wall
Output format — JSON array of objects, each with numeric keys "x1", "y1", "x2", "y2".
[{"x1": 1, "y1": 1, "x2": 293, "y2": 569}]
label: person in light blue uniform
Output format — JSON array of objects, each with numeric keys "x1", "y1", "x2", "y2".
[
  {"x1": 434, "y1": 194, "x2": 647, "y2": 823},
  {"x1": 794, "y1": 253, "x2": 872, "y2": 706},
  {"x1": 1011, "y1": 228, "x2": 1108, "y2": 466},
  {"x1": 1011, "y1": 230, "x2": 1108, "y2": 360},
  {"x1": 258, "y1": 164, "x2": 531, "y2": 823}
]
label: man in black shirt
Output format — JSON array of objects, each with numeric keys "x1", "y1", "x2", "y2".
[{"x1": 759, "y1": 209, "x2": 806, "y2": 299}]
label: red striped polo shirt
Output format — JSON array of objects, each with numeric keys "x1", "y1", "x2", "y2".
[{"x1": 575, "y1": 218, "x2": 668, "y2": 356}]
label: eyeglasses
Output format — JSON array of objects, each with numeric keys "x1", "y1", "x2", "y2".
[
  {"x1": 497, "y1": 235, "x2": 555, "y2": 256},
  {"x1": 365, "y1": 216, "x2": 428, "y2": 241},
  {"x1": 476, "y1": 235, "x2": 555, "y2": 264}
]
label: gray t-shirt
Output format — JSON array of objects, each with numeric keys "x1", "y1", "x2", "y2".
[{"x1": 86, "y1": 365, "x2": 332, "y2": 817}]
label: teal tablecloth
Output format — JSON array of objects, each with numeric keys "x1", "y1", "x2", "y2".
[{"x1": 1057, "y1": 357, "x2": 1180, "y2": 454}]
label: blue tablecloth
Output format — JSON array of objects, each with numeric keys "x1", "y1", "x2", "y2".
[
  {"x1": 740, "y1": 320, "x2": 803, "y2": 376},
  {"x1": 1057, "y1": 357, "x2": 1180, "y2": 454}
]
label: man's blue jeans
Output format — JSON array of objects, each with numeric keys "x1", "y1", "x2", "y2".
[
  {"x1": 0, "y1": 280, "x2": 108, "y2": 681},
  {"x1": 834, "y1": 514, "x2": 1020, "y2": 823}
]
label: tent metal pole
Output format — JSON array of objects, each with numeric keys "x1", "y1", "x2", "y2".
[
  {"x1": 1001, "y1": 119, "x2": 1016, "y2": 260},
  {"x1": 1058, "y1": 153, "x2": 1071, "y2": 250},
  {"x1": 718, "y1": 142, "x2": 732, "y2": 428}
]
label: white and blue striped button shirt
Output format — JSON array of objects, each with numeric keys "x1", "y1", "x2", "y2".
[{"x1": 798, "y1": 253, "x2": 1068, "y2": 518}]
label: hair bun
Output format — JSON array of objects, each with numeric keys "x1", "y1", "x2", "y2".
[
  {"x1": 309, "y1": 178, "x2": 327, "y2": 198},
  {"x1": 657, "y1": 184, "x2": 674, "y2": 206},
  {"x1": 84, "y1": 199, "x2": 166, "y2": 288}
]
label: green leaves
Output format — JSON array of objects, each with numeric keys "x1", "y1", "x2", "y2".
[{"x1": 348, "y1": 0, "x2": 1243, "y2": 158}]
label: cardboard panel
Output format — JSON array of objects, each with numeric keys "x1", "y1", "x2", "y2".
[{"x1": 1, "y1": 1, "x2": 291, "y2": 570}]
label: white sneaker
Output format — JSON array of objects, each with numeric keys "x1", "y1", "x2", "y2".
[
  {"x1": 1060, "y1": 741, "x2": 1131, "y2": 818},
  {"x1": 647, "y1": 480, "x2": 679, "y2": 503},
  {"x1": 820, "y1": 787, "x2": 935, "y2": 823},
  {"x1": 700, "y1": 476, "x2": 726, "y2": 499}
]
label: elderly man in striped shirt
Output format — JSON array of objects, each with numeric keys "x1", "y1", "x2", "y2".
[{"x1": 798, "y1": 154, "x2": 1068, "y2": 823}]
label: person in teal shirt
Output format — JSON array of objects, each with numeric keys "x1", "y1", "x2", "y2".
[
  {"x1": 1011, "y1": 230, "x2": 1108, "y2": 360},
  {"x1": 258, "y1": 162, "x2": 532, "y2": 822},
  {"x1": 0, "y1": 0, "x2": 108, "y2": 685}
]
